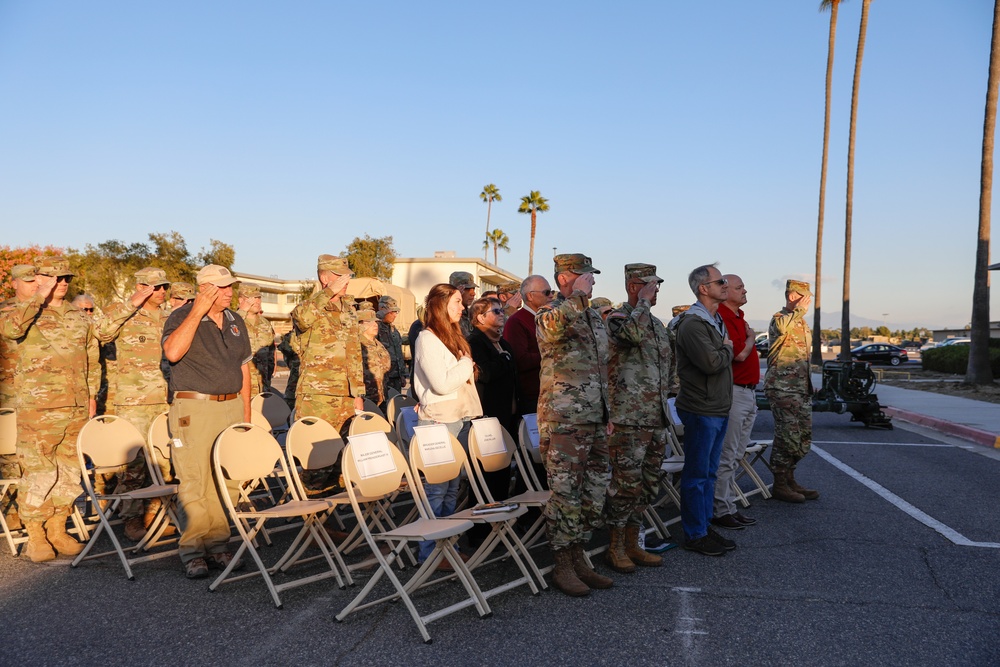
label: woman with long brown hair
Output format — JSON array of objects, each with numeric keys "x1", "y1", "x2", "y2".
[{"x1": 412, "y1": 283, "x2": 483, "y2": 566}]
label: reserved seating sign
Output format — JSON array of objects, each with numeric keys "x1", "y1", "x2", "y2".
[
  {"x1": 522, "y1": 413, "x2": 540, "y2": 450},
  {"x1": 348, "y1": 432, "x2": 398, "y2": 480},
  {"x1": 471, "y1": 417, "x2": 507, "y2": 457},
  {"x1": 413, "y1": 424, "x2": 456, "y2": 467}
]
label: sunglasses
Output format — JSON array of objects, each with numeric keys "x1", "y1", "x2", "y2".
[
  {"x1": 530, "y1": 289, "x2": 555, "y2": 297},
  {"x1": 55, "y1": 276, "x2": 72, "y2": 284},
  {"x1": 82, "y1": 307, "x2": 94, "y2": 313},
  {"x1": 489, "y1": 308, "x2": 504, "y2": 316},
  {"x1": 702, "y1": 279, "x2": 728, "y2": 287}
]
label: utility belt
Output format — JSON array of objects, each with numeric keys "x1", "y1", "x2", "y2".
[{"x1": 174, "y1": 391, "x2": 240, "y2": 402}]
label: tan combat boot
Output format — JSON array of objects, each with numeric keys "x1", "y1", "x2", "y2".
[
  {"x1": 604, "y1": 526, "x2": 636, "y2": 573},
  {"x1": 788, "y1": 469, "x2": 819, "y2": 500},
  {"x1": 772, "y1": 469, "x2": 805, "y2": 504},
  {"x1": 551, "y1": 548, "x2": 590, "y2": 597},
  {"x1": 5, "y1": 510, "x2": 23, "y2": 531},
  {"x1": 45, "y1": 512, "x2": 84, "y2": 556},
  {"x1": 571, "y1": 544, "x2": 613, "y2": 589},
  {"x1": 24, "y1": 521, "x2": 55, "y2": 563},
  {"x1": 624, "y1": 524, "x2": 663, "y2": 567}
]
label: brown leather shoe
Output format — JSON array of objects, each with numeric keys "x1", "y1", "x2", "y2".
[
  {"x1": 124, "y1": 516, "x2": 148, "y2": 542},
  {"x1": 184, "y1": 557, "x2": 210, "y2": 579},
  {"x1": 710, "y1": 514, "x2": 745, "y2": 530},
  {"x1": 207, "y1": 551, "x2": 245, "y2": 572},
  {"x1": 435, "y1": 550, "x2": 470, "y2": 572},
  {"x1": 734, "y1": 512, "x2": 757, "y2": 526}
]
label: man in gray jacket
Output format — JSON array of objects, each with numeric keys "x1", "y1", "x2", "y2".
[{"x1": 674, "y1": 264, "x2": 734, "y2": 557}]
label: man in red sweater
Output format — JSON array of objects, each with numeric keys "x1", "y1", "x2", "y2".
[
  {"x1": 711, "y1": 274, "x2": 760, "y2": 530},
  {"x1": 502, "y1": 275, "x2": 553, "y2": 416}
]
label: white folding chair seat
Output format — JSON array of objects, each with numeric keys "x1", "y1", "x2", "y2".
[
  {"x1": 386, "y1": 394, "x2": 417, "y2": 428},
  {"x1": 72, "y1": 416, "x2": 180, "y2": 579},
  {"x1": 0, "y1": 408, "x2": 26, "y2": 556},
  {"x1": 209, "y1": 422, "x2": 350, "y2": 608},
  {"x1": 337, "y1": 432, "x2": 490, "y2": 644}
]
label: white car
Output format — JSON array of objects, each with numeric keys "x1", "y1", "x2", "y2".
[{"x1": 937, "y1": 338, "x2": 971, "y2": 347}]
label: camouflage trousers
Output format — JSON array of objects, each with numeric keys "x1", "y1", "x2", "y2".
[
  {"x1": 17, "y1": 407, "x2": 86, "y2": 522},
  {"x1": 540, "y1": 421, "x2": 610, "y2": 550},
  {"x1": 767, "y1": 390, "x2": 812, "y2": 470},
  {"x1": 107, "y1": 403, "x2": 170, "y2": 519},
  {"x1": 296, "y1": 394, "x2": 355, "y2": 494},
  {"x1": 606, "y1": 425, "x2": 666, "y2": 528}
]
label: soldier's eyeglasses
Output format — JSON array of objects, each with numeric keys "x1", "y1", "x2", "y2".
[
  {"x1": 56, "y1": 276, "x2": 72, "y2": 284},
  {"x1": 530, "y1": 289, "x2": 555, "y2": 297},
  {"x1": 489, "y1": 308, "x2": 504, "y2": 316},
  {"x1": 152, "y1": 284, "x2": 169, "y2": 291},
  {"x1": 82, "y1": 307, "x2": 94, "y2": 313},
  {"x1": 702, "y1": 279, "x2": 728, "y2": 287}
]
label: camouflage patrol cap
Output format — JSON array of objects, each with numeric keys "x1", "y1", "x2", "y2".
[
  {"x1": 671, "y1": 304, "x2": 691, "y2": 317},
  {"x1": 624, "y1": 263, "x2": 663, "y2": 284},
  {"x1": 357, "y1": 301, "x2": 376, "y2": 312},
  {"x1": 196, "y1": 264, "x2": 238, "y2": 287},
  {"x1": 317, "y1": 254, "x2": 351, "y2": 276},
  {"x1": 590, "y1": 297, "x2": 613, "y2": 309},
  {"x1": 786, "y1": 279, "x2": 812, "y2": 297},
  {"x1": 449, "y1": 271, "x2": 476, "y2": 290},
  {"x1": 171, "y1": 282, "x2": 195, "y2": 300},
  {"x1": 356, "y1": 301, "x2": 377, "y2": 322},
  {"x1": 378, "y1": 295, "x2": 401, "y2": 313},
  {"x1": 554, "y1": 253, "x2": 600, "y2": 275},
  {"x1": 239, "y1": 283, "x2": 262, "y2": 298},
  {"x1": 134, "y1": 267, "x2": 169, "y2": 286},
  {"x1": 11, "y1": 265, "x2": 36, "y2": 282},
  {"x1": 497, "y1": 281, "x2": 520, "y2": 296},
  {"x1": 36, "y1": 257, "x2": 74, "y2": 278}
]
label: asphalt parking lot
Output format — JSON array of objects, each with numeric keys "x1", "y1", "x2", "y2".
[{"x1": 1, "y1": 410, "x2": 998, "y2": 666}]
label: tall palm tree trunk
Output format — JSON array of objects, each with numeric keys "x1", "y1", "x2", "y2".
[
  {"x1": 528, "y1": 211, "x2": 537, "y2": 275},
  {"x1": 967, "y1": 0, "x2": 1000, "y2": 384},
  {"x1": 840, "y1": 0, "x2": 871, "y2": 361},
  {"x1": 814, "y1": 0, "x2": 840, "y2": 365},
  {"x1": 493, "y1": 242, "x2": 499, "y2": 266},
  {"x1": 484, "y1": 198, "x2": 493, "y2": 260}
]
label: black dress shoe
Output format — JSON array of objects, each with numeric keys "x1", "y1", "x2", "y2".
[
  {"x1": 707, "y1": 528, "x2": 737, "y2": 551},
  {"x1": 710, "y1": 514, "x2": 745, "y2": 530},
  {"x1": 683, "y1": 536, "x2": 725, "y2": 557},
  {"x1": 734, "y1": 512, "x2": 757, "y2": 526}
]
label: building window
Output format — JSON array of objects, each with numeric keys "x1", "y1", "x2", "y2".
[
  {"x1": 284, "y1": 293, "x2": 301, "y2": 304},
  {"x1": 261, "y1": 292, "x2": 278, "y2": 304}
]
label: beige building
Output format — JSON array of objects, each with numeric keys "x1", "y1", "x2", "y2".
[{"x1": 390, "y1": 251, "x2": 522, "y2": 309}]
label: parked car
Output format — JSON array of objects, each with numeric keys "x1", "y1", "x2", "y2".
[
  {"x1": 850, "y1": 343, "x2": 909, "y2": 366},
  {"x1": 755, "y1": 332, "x2": 769, "y2": 354},
  {"x1": 937, "y1": 338, "x2": 971, "y2": 347}
]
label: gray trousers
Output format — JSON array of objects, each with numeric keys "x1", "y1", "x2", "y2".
[{"x1": 713, "y1": 385, "x2": 758, "y2": 516}]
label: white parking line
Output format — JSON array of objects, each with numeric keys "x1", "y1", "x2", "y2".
[
  {"x1": 812, "y1": 445, "x2": 1000, "y2": 549},
  {"x1": 813, "y1": 440, "x2": 954, "y2": 448}
]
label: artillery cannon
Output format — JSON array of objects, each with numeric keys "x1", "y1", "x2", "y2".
[{"x1": 756, "y1": 360, "x2": 892, "y2": 429}]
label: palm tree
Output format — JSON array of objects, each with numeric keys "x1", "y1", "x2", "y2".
[
  {"x1": 480, "y1": 184, "x2": 502, "y2": 260},
  {"x1": 483, "y1": 228, "x2": 511, "y2": 266},
  {"x1": 967, "y1": 0, "x2": 1000, "y2": 384},
  {"x1": 839, "y1": 0, "x2": 872, "y2": 361},
  {"x1": 814, "y1": 0, "x2": 842, "y2": 365},
  {"x1": 518, "y1": 190, "x2": 549, "y2": 275}
]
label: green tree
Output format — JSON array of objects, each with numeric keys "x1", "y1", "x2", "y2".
[
  {"x1": 839, "y1": 0, "x2": 873, "y2": 361},
  {"x1": 480, "y1": 184, "x2": 502, "y2": 260},
  {"x1": 518, "y1": 190, "x2": 549, "y2": 275},
  {"x1": 69, "y1": 239, "x2": 152, "y2": 305},
  {"x1": 875, "y1": 325, "x2": 890, "y2": 337},
  {"x1": 197, "y1": 239, "x2": 235, "y2": 270},
  {"x1": 0, "y1": 244, "x2": 64, "y2": 300},
  {"x1": 148, "y1": 231, "x2": 198, "y2": 283},
  {"x1": 813, "y1": 0, "x2": 842, "y2": 364},
  {"x1": 968, "y1": 0, "x2": 1000, "y2": 385},
  {"x1": 483, "y1": 228, "x2": 511, "y2": 266},
  {"x1": 344, "y1": 234, "x2": 397, "y2": 281}
]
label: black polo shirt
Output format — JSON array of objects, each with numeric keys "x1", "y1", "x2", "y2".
[{"x1": 162, "y1": 304, "x2": 252, "y2": 395}]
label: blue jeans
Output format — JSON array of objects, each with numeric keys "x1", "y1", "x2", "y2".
[
  {"x1": 677, "y1": 409, "x2": 728, "y2": 541},
  {"x1": 416, "y1": 418, "x2": 471, "y2": 562}
]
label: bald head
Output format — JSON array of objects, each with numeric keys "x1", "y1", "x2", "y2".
[{"x1": 723, "y1": 274, "x2": 747, "y2": 311}]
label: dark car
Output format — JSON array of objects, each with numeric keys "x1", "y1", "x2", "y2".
[{"x1": 851, "y1": 343, "x2": 909, "y2": 366}]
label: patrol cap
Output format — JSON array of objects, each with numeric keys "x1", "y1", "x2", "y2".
[
  {"x1": 378, "y1": 295, "x2": 400, "y2": 313},
  {"x1": 171, "y1": 282, "x2": 195, "y2": 300},
  {"x1": 357, "y1": 301, "x2": 377, "y2": 322},
  {"x1": 624, "y1": 263, "x2": 663, "y2": 284},
  {"x1": 11, "y1": 265, "x2": 36, "y2": 282},
  {"x1": 786, "y1": 279, "x2": 812, "y2": 297},
  {"x1": 239, "y1": 283, "x2": 262, "y2": 298},
  {"x1": 590, "y1": 297, "x2": 613, "y2": 309},
  {"x1": 317, "y1": 254, "x2": 352, "y2": 276},
  {"x1": 497, "y1": 281, "x2": 520, "y2": 296},
  {"x1": 134, "y1": 267, "x2": 169, "y2": 286},
  {"x1": 357, "y1": 301, "x2": 376, "y2": 312},
  {"x1": 671, "y1": 304, "x2": 691, "y2": 317},
  {"x1": 449, "y1": 271, "x2": 476, "y2": 290},
  {"x1": 196, "y1": 264, "x2": 238, "y2": 287},
  {"x1": 36, "y1": 257, "x2": 74, "y2": 278},
  {"x1": 554, "y1": 253, "x2": 600, "y2": 275}
]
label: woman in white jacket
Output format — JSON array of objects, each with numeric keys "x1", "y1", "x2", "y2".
[{"x1": 412, "y1": 283, "x2": 483, "y2": 565}]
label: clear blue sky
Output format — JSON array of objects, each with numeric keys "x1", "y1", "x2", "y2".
[{"x1": 0, "y1": 0, "x2": 995, "y2": 330}]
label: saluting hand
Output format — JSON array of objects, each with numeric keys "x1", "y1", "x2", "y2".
[
  {"x1": 35, "y1": 275, "x2": 57, "y2": 301},
  {"x1": 638, "y1": 280, "x2": 658, "y2": 302},
  {"x1": 192, "y1": 283, "x2": 219, "y2": 318},
  {"x1": 130, "y1": 284, "x2": 155, "y2": 308},
  {"x1": 326, "y1": 273, "x2": 351, "y2": 298},
  {"x1": 507, "y1": 292, "x2": 522, "y2": 310},
  {"x1": 572, "y1": 273, "x2": 594, "y2": 297}
]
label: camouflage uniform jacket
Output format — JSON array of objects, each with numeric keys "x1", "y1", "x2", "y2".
[
  {"x1": 459, "y1": 308, "x2": 473, "y2": 338},
  {"x1": 606, "y1": 299, "x2": 672, "y2": 427},
  {"x1": 360, "y1": 335, "x2": 391, "y2": 404},
  {"x1": 291, "y1": 290, "x2": 364, "y2": 399},
  {"x1": 764, "y1": 306, "x2": 812, "y2": 394},
  {"x1": 0, "y1": 296, "x2": 30, "y2": 406},
  {"x1": 535, "y1": 291, "x2": 610, "y2": 425},
  {"x1": 238, "y1": 309, "x2": 276, "y2": 388},
  {"x1": 95, "y1": 301, "x2": 168, "y2": 406},
  {"x1": 0, "y1": 295, "x2": 100, "y2": 409},
  {"x1": 376, "y1": 320, "x2": 405, "y2": 380}
]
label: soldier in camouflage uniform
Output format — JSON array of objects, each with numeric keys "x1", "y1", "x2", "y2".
[
  {"x1": 96, "y1": 267, "x2": 172, "y2": 541},
  {"x1": 764, "y1": 279, "x2": 817, "y2": 503},
  {"x1": 0, "y1": 258, "x2": 99, "y2": 562},
  {"x1": 589, "y1": 297, "x2": 614, "y2": 322},
  {"x1": 167, "y1": 282, "x2": 195, "y2": 312},
  {"x1": 237, "y1": 283, "x2": 276, "y2": 396},
  {"x1": 604, "y1": 263, "x2": 671, "y2": 572},
  {"x1": 497, "y1": 281, "x2": 522, "y2": 319},
  {"x1": 359, "y1": 303, "x2": 391, "y2": 405},
  {"x1": 376, "y1": 295, "x2": 405, "y2": 397},
  {"x1": 277, "y1": 331, "x2": 300, "y2": 411},
  {"x1": 292, "y1": 255, "x2": 368, "y2": 492},
  {"x1": 449, "y1": 271, "x2": 477, "y2": 338},
  {"x1": 666, "y1": 305, "x2": 690, "y2": 397},
  {"x1": 536, "y1": 253, "x2": 613, "y2": 597},
  {"x1": 0, "y1": 265, "x2": 39, "y2": 530}
]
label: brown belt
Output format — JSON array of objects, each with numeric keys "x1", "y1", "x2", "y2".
[{"x1": 174, "y1": 391, "x2": 240, "y2": 402}]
